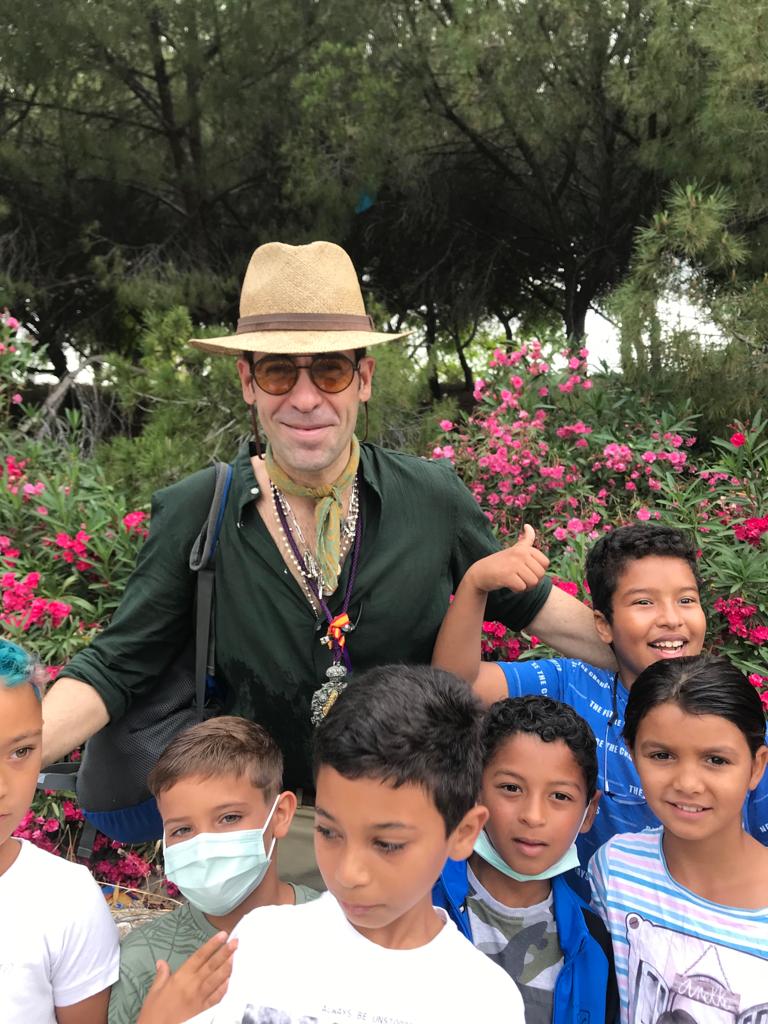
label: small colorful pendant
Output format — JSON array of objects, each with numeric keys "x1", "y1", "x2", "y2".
[{"x1": 310, "y1": 663, "x2": 348, "y2": 725}]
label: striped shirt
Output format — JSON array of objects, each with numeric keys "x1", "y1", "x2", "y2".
[{"x1": 588, "y1": 828, "x2": 768, "y2": 1023}]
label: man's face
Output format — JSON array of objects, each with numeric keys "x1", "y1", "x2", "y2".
[
  {"x1": 0, "y1": 684, "x2": 43, "y2": 855},
  {"x1": 159, "y1": 773, "x2": 293, "y2": 849},
  {"x1": 594, "y1": 555, "x2": 707, "y2": 689},
  {"x1": 237, "y1": 350, "x2": 375, "y2": 482},
  {"x1": 314, "y1": 766, "x2": 483, "y2": 946},
  {"x1": 479, "y1": 733, "x2": 597, "y2": 877}
]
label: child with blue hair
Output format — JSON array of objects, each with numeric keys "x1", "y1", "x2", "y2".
[{"x1": 0, "y1": 639, "x2": 119, "y2": 1023}]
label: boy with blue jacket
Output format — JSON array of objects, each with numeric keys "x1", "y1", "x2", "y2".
[{"x1": 434, "y1": 695, "x2": 619, "y2": 1024}]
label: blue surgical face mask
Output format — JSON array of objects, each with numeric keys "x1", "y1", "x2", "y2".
[
  {"x1": 162, "y1": 795, "x2": 280, "y2": 916},
  {"x1": 473, "y1": 805, "x2": 591, "y2": 883}
]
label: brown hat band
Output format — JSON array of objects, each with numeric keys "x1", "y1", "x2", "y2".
[{"x1": 236, "y1": 312, "x2": 374, "y2": 334}]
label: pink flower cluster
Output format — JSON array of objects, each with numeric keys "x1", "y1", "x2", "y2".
[
  {"x1": 733, "y1": 516, "x2": 768, "y2": 547},
  {"x1": 13, "y1": 799, "x2": 83, "y2": 854},
  {"x1": 91, "y1": 832, "x2": 152, "y2": 885},
  {"x1": 123, "y1": 510, "x2": 149, "y2": 537},
  {"x1": 749, "y1": 674, "x2": 768, "y2": 711},
  {"x1": 714, "y1": 597, "x2": 768, "y2": 646},
  {"x1": 47, "y1": 530, "x2": 92, "y2": 572},
  {"x1": 1, "y1": 571, "x2": 71, "y2": 630}
]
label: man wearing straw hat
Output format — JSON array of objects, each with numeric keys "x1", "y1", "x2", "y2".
[{"x1": 41, "y1": 242, "x2": 610, "y2": 845}]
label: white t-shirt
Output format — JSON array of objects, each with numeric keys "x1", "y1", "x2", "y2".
[
  {"x1": 0, "y1": 839, "x2": 120, "y2": 1024},
  {"x1": 186, "y1": 891, "x2": 524, "y2": 1024}
]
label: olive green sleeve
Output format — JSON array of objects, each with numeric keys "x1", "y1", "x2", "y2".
[{"x1": 108, "y1": 952, "x2": 154, "y2": 1024}]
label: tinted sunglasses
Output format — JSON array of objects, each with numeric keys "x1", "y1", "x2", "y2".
[{"x1": 251, "y1": 353, "x2": 359, "y2": 395}]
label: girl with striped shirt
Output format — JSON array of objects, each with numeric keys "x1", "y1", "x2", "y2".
[{"x1": 589, "y1": 655, "x2": 768, "y2": 1023}]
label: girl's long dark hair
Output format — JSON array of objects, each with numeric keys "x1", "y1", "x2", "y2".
[{"x1": 623, "y1": 655, "x2": 766, "y2": 756}]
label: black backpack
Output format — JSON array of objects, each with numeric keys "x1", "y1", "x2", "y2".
[{"x1": 68, "y1": 461, "x2": 234, "y2": 843}]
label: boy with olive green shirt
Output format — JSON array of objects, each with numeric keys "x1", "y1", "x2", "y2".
[{"x1": 108, "y1": 717, "x2": 319, "y2": 1024}]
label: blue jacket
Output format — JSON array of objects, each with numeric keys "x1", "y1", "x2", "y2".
[{"x1": 433, "y1": 860, "x2": 619, "y2": 1024}]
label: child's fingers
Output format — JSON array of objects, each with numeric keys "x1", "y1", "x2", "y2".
[
  {"x1": 200, "y1": 946, "x2": 236, "y2": 1002},
  {"x1": 202, "y1": 978, "x2": 233, "y2": 1010},
  {"x1": 529, "y1": 547, "x2": 550, "y2": 569},
  {"x1": 148, "y1": 959, "x2": 171, "y2": 993}
]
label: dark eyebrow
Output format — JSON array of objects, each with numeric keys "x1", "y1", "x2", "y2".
[
  {"x1": 7, "y1": 729, "x2": 43, "y2": 745},
  {"x1": 314, "y1": 806, "x2": 417, "y2": 830},
  {"x1": 638, "y1": 739, "x2": 740, "y2": 757},
  {"x1": 622, "y1": 585, "x2": 699, "y2": 597},
  {"x1": 494, "y1": 769, "x2": 582, "y2": 790}
]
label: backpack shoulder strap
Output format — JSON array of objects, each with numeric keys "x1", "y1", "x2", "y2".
[
  {"x1": 189, "y1": 461, "x2": 234, "y2": 717},
  {"x1": 189, "y1": 461, "x2": 234, "y2": 572}
]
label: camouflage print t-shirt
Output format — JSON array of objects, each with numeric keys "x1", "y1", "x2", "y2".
[{"x1": 466, "y1": 866, "x2": 563, "y2": 1024}]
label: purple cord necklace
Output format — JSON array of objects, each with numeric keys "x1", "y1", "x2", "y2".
[{"x1": 272, "y1": 470, "x2": 363, "y2": 724}]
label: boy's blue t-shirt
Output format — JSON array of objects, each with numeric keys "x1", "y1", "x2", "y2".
[{"x1": 500, "y1": 658, "x2": 768, "y2": 901}]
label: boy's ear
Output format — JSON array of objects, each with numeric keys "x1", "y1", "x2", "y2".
[
  {"x1": 593, "y1": 609, "x2": 613, "y2": 646},
  {"x1": 446, "y1": 804, "x2": 489, "y2": 861},
  {"x1": 581, "y1": 791, "x2": 601, "y2": 833},
  {"x1": 271, "y1": 790, "x2": 298, "y2": 840},
  {"x1": 749, "y1": 746, "x2": 768, "y2": 792}
]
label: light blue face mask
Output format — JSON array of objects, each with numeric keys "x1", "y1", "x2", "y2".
[
  {"x1": 473, "y1": 805, "x2": 591, "y2": 882},
  {"x1": 162, "y1": 795, "x2": 280, "y2": 916}
]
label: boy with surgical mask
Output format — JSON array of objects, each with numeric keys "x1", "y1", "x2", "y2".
[
  {"x1": 108, "y1": 717, "x2": 319, "y2": 1024},
  {"x1": 434, "y1": 696, "x2": 618, "y2": 1024}
]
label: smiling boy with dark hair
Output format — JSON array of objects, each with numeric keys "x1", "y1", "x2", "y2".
[
  {"x1": 434, "y1": 696, "x2": 618, "y2": 1024},
  {"x1": 433, "y1": 521, "x2": 768, "y2": 898},
  {"x1": 143, "y1": 665, "x2": 525, "y2": 1024}
]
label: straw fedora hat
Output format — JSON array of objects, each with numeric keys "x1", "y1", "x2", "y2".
[{"x1": 189, "y1": 240, "x2": 408, "y2": 356}]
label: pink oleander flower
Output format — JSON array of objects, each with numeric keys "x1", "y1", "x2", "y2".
[
  {"x1": 122, "y1": 510, "x2": 148, "y2": 533},
  {"x1": 730, "y1": 432, "x2": 746, "y2": 448}
]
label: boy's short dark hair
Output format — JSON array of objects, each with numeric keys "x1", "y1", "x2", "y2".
[
  {"x1": 585, "y1": 523, "x2": 701, "y2": 623},
  {"x1": 482, "y1": 696, "x2": 598, "y2": 802},
  {"x1": 313, "y1": 664, "x2": 483, "y2": 835},
  {"x1": 148, "y1": 716, "x2": 283, "y2": 801}
]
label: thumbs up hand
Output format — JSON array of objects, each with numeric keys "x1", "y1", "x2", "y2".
[{"x1": 466, "y1": 525, "x2": 550, "y2": 594}]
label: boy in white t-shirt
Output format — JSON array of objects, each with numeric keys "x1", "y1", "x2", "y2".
[
  {"x1": 138, "y1": 665, "x2": 525, "y2": 1024},
  {"x1": 0, "y1": 640, "x2": 119, "y2": 1024}
]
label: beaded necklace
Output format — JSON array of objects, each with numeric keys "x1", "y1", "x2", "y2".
[
  {"x1": 271, "y1": 476, "x2": 359, "y2": 604},
  {"x1": 271, "y1": 471, "x2": 363, "y2": 724}
]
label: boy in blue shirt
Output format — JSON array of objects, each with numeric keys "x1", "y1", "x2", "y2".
[
  {"x1": 434, "y1": 695, "x2": 619, "y2": 1024},
  {"x1": 433, "y1": 522, "x2": 768, "y2": 897}
]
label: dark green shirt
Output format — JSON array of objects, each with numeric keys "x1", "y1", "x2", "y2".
[{"x1": 65, "y1": 443, "x2": 551, "y2": 787}]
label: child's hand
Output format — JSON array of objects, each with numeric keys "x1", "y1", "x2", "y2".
[
  {"x1": 136, "y1": 931, "x2": 238, "y2": 1024},
  {"x1": 467, "y1": 525, "x2": 550, "y2": 593}
]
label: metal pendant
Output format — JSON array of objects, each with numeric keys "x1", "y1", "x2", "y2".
[{"x1": 310, "y1": 663, "x2": 348, "y2": 726}]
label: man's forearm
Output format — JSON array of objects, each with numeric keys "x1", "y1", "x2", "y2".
[
  {"x1": 526, "y1": 586, "x2": 617, "y2": 669},
  {"x1": 41, "y1": 677, "x2": 110, "y2": 764},
  {"x1": 432, "y1": 569, "x2": 489, "y2": 684}
]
